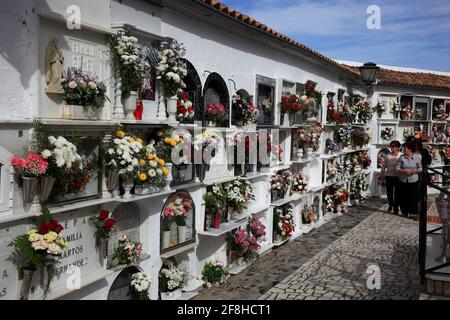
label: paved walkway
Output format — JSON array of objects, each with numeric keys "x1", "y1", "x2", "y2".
[{"x1": 195, "y1": 198, "x2": 421, "y2": 300}]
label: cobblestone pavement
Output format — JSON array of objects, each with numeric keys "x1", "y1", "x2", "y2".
[
  {"x1": 260, "y1": 205, "x2": 420, "y2": 300},
  {"x1": 194, "y1": 198, "x2": 412, "y2": 300}
]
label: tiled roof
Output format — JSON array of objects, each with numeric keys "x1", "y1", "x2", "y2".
[
  {"x1": 344, "y1": 65, "x2": 450, "y2": 90},
  {"x1": 195, "y1": 0, "x2": 360, "y2": 77}
]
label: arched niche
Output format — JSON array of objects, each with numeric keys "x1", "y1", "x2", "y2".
[
  {"x1": 107, "y1": 265, "x2": 142, "y2": 300},
  {"x1": 377, "y1": 148, "x2": 391, "y2": 168},
  {"x1": 203, "y1": 72, "x2": 230, "y2": 127},
  {"x1": 107, "y1": 203, "x2": 141, "y2": 262},
  {"x1": 160, "y1": 190, "x2": 195, "y2": 253},
  {"x1": 182, "y1": 59, "x2": 202, "y2": 123}
]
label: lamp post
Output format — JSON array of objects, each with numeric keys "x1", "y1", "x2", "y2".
[
  {"x1": 359, "y1": 62, "x2": 380, "y2": 85},
  {"x1": 435, "y1": 192, "x2": 450, "y2": 263}
]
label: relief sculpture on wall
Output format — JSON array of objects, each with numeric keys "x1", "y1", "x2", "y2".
[{"x1": 45, "y1": 37, "x2": 64, "y2": 94}]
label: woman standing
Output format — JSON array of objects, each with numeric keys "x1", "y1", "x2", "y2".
[
  {"x1": 381, "y1": 140, "x2": 401, "y2": 214},
  {"x1": 397, "y1": 141, "x2": 423, "y2": 218}
]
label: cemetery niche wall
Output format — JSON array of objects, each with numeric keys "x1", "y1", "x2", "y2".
[{"x1": 0, "y1": 0, "x2": 450, "y2": 300}]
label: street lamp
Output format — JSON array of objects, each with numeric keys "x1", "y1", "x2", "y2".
[{"x1": 359, "y1": 62, "x2": 380, "y2": 85}]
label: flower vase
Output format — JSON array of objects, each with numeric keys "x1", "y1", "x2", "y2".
[
  {"x1": 236, "y1": 257, "x2": 246, "y2": 266},
  {"x1": 177, "y1": 225, "x2": 187, "y2": 243},
  {"x1": 296, "y1": 148, "x2": 303, "y2": 160},
  {"x1": 20, "y1": 268, "x2": 35, "y2": 300},
  {"x1": 307, "y1": 147, "x2": 314, "y2": 156},
  {"x1": 106, "y1": 170, "x2": 120, "y2": 192},
  {"x1": 164, "y1": 163, "x2": 173, "y2": 191},
  {"x1": 160, "y1": 289, "x2": 181, "y2": 300},
  {"x1": 122, "y1": 177, "x2": 134, "y2": 199},
  {"x1": 195, "y1": 164, "x2": 204, "y2": 182},
  {"x1": 282, "y1": 113, "x2": 290, "y2": 127},
  {"x1": 124, "y1": 91, "x2": 137, "y2": 120},
  {"x1": 166, "y1": 96, "x2": 178, "y2": 121},
  {"x1": 162, "y1": 230, "x2": 171, "y2": 249},
  {"x1": 204, "y1": 212, "x2": 212, "y2": 231},
  {"x1": 206, "y1": 120, "x2": 217, "y2": 127},
  {"x1": 285, "y1": 185, "x2": 292, "y2": 200},
  {"x1": 21, "y1": 176, "x2": 39, "y2": 203},
  {"x1": 98, "y1": 239, "x2": 108, "y2": 265},
  {"x1": 39, "y1": 175, "x2": 55, "y2": 203},
  {"x1": 336, "y1": 204, "x2": 342, "y2": 213},
  {"x1": 213, "y1": 212, "x2": 221, "y2": 229}
]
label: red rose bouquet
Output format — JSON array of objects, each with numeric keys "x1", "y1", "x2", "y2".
[{"x1": 89, "y1": 209, "x2": 118, "y2": 242}]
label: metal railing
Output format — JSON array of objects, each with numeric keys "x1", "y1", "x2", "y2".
[{"x1": 419, "y1": 165, "x2": 450, "y2": 283}]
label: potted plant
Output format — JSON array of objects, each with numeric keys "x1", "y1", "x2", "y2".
[
  {"x1": 201, "y1": 260, "x2": 231, "y2": 288},
  {"x1": 8, "y1": 207, "x2": 69, "y2": 299},
  {"x1": 159, "y1": 260, "x2": 188, "y2": 300},
  {"x1": 110, "y1": 234, "x2": 143, "y2": 268},
  {"x1": 226, "y1": 227, "x2": 260, "y2": 266},
  {"x1": 130, "y1": 272, "x2": 151, "y2": 300},
  {"x1": 232, "y1": 94, "x2": 260, "y2": 126},
  {"x1": 205, "y1": 102, "x2": 227, "y2": 127},
  {"x1": 61, "y1": 67, "x2": 108, "y2": 120}
]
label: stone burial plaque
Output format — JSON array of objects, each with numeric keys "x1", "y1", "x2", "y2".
[
  {"x1": 0, "y1": 255, "x2": 18, "y2": 300},
  {"x1": 107, "y1": 266, "x2": 141, "y2": 300},
  {"x1": 108, "y1": 203, "x2": 141, "y2": 263}
]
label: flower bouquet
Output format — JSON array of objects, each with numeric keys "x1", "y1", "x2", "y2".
[
  {"x1": 159, "y1": 260, "x2": 188, "y2": 299},
  {"x1": 157, "y1": 39, "x2": 187, "y2": 119},
  {"x1": 274, "y1": 205, "x2": 295, "y2": 240},
  {"x1": 108, "y1": 30, "x2": 149, "y2": 117},
  {"x1": 61, "y1": 67, "x2": 108, "y2": 119},
  {"x1": 401, "y1": 104, "x2": 413, "y2": 120},
  {"x1": 89, "y1": 209, "x2": 118, "y2": 243},
  {"x1": 8, "y1": 207, "x2": 69, "y2": 298},
  {"x1": 131, "y1": 272, "x2": 151, "y2": 300},
  {"x1": 176, "y1": 89, "x2": 194, "y2": 123},
  {"x1": 390, "y1": 101, "x2": 401, "y2": 117},
  {"x1": 164, "y1": 193, "x2": 193, "y2": 243},
  {"x1": 326, "y1": 161, "x2": 338, "y2": 182},
  {"x1": 223, "y1": 178, "x2": 254, "y2": 217},
  {"x1": 380, "y1": 127, "x2": 395, "y2": 142},
  {"x1": 227, "y1": 227, "x2": 260, "y2": 264},
  {"x1": 232, "y1": 94, "x2": 260, "y2": 125},
  {"x1": 350, "y1": 175, "x2": 368, "y2": 202},
  {"x1": 259, "y1": 97, "x2": 273, "y2": 124},
  {"x1": 334, "y1": 188, "x2": 349, "y2": 211},
  {"x1": 354, "y1": 100, "x2": 373, "y2": 124},
  {"x1": 11, "y1": 152, "x2": 48, "y2": 203},
  {"x1": 441, "y1": 146, "x2": 450, "y2": 164},
  {"x1": 248, "y1": 214, "x2": 266, "y2": 242},
  {"x1": 270, "y1": 174, "x2": 285, "y2": 201},
  {"x1": 110, "y1": 234, "x2": 143, "y2": 268},
  {"x1": 205, "y1": 102, "x2": 227, "y2": 127},
  {"x1": 281, "y1": 93, "x2": 303, "y2": 124},
  {"x1": 351, "y1": 127, "x2": 370, "y2": 148},
  {"x1": 337, "y1": 124, "x2": 353, "y2": 149},
  {"x1": 356, "y1": 151, "x2": 372, "y2": 169},
  {"x1": 292, "y1": 174, "x2": 308, "y2": 193},
  {"x1": 201, "y1": 260, "x2": 231, "y2": 288},
  {"x1": 301, "y1": 207, "x2": 317, "y2": 224},
  {"x1": 324, "y1": 194, "x2": 335, "y2": 213}
]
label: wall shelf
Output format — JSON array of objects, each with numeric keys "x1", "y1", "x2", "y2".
[
  {"x1": 197, "y1": 216, "x2": 248, "y2": 237},
  {"x1": 160, "y1": 242, "x2": 197, "y2": 259}
]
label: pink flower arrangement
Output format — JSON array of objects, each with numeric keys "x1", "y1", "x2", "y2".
[
  {"x1": 206, "y1": 102, "x2": 227, "y2": 123},
  {"x1": 227, "y1": 227, "x2": 260, "y2": 260},
  {"x1": 11, "y1": 152, "x2": 48, "y2": 177},
  {"x1": 248, "y1": 214, "x2": 266, "y2": 241}
]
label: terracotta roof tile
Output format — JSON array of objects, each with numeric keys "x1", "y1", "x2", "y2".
[
  {"x1": 344, "y1": 65, "x2": 450, "y2": 90},
  {"x1": 196, "y1": 0, "x2": 360, "y2": 77}
]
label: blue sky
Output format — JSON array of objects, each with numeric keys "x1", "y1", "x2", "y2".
[{"x1": 221, "y1": 0, "x2": 450, "y2": 72}]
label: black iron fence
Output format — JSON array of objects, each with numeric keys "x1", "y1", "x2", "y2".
[{"x1": 419, "y1": 165, "x2": 450, "y2": 283}]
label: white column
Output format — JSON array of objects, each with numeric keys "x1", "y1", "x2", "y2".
[
  {"x1": 113, "y1": 68, "x2": 125, "y2": 120},
  {"x1": 101, "y1": 134, "x2": 113, "y2": 199}
]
